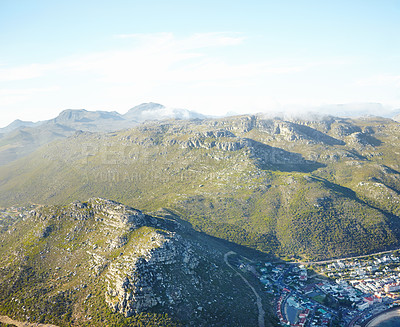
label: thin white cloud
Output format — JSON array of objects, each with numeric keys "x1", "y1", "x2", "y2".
[
  {"x1": 356, "y1": 74, "x2": 400, "y2": 87},
  {"x1": 0, "y1": 32, "x2": 341, "y2": 88},
  {"x1": 0, "y1": 63, "x2": 55, "y2": 82},
  {"x1": 1, "y1": 32, "x2": 379, "y2": 127},
  {"x1": 0, "y1": 86, "x2": 60, "y2": 104},
  {"x1": 57, "y1": 33, "x2": 327, "y2": 88},
  {"x1": 115, "y1": 32, "x2": 244, "y2": 48},
  {"x1": 0, "y1": 86, "x2": 60, "y2": 96},
  {"x1": 44, "y1": 33, "x2": 253, "y2": 86}
]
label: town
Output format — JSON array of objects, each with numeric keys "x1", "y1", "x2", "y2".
[{"x1": 232, "y1": 250, "x2": 400, "y2": 326}]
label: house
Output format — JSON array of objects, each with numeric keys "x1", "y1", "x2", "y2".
[
  {"x1": 357, "y1": 302, "x2": 369, "y2": 310},
  {"x1": 303, "y1": 284, "x2": 314, "y2": 294},
  {"x1": 363, "y1": 296, "x2": 375, "y2": 305},
  {"x1": 260, "y1": 275, "x2": 269, "y2": 285}
]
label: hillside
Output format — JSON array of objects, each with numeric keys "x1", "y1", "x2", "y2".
[
  {"x1": 1, "y1": 114, "x2": 400, "y2": 260},
  {"x1": 0, "y1": 198, "x2": 276, "y2": 326}
]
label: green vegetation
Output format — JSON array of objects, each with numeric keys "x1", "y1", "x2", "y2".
[
  {"x1": 0, "y1": 199, "x2": 276, "y2": 326},
  {"x1": 2, "y1": 115, "x2": 400, "y2": 261}
]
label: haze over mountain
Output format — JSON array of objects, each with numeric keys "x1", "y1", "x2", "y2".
[
  {"x1": 123, "y1": 102, "x2": 206, "y2": 122},
  {"x1": 312, "y1": 103, "x2": 400, "y2": 119},
  {"x1": 0, "y1": 119, "x2": 41, "y2": 134},
  {"x1": 0, "y1": 103, "x2": 206, "y2": 165},
  {"x1": 0, "y1": 103, "x2": 204, "y2": 133}
]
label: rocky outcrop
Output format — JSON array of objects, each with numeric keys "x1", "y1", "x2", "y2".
[
  {"x1": 31, "y1": 198, "x2": 147, "y2": 229},
  {"x1": 88, "y1": 198, "x2": 146, "y2": 230},
  {"x1": 208, "y1": 115, "x2": 344, "y2": 145},
  {"x1": 28, "y1": 199, "x2": 201, "y2": 317},
  {"x1": 178, "y1": 133, "x2": 315, "y2": 167},
  {"x1": 346, "y1": 132, "x2": 382, "y2": 147},
  {"x1": 243, "y1": 139, "x2": 306, "y2": 166},
  {"x1": 105, "y1": 230, "x2": 198, "y2": 316},
  {"x1": 330, "y1": 121, "x2": 362, "y2": 138},
  {"x1": 201, "y1": 130, "x2": 236, "y2": 138}
]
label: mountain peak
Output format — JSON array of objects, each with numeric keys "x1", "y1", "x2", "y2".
[
  {"x1": 124, "y1": 102, "x2": 206, "y2": 122},
  {"x1": 127, "y1": 102, "x2": 165, "y2": 113},
  {"x1": 53, "y1": 109, "x2": 124, "y2": 123}
]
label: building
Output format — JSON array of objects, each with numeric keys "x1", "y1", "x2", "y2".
[
  {"x1": 357, "y1": 302, "x2": 369, "y2": 310},
  {"x1": 384, "y1": 283, "x2": 400, "y2": 293}
]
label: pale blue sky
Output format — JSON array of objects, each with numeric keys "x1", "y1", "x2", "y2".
[{"x1": 1, "y1": 0, "x2": 399, "y2": 126}]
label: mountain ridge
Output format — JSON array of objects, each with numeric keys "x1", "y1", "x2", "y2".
[
  {"x1": 2, "y1": 114, "x2": 400, "y2": 260},
  {"x1": 0, "y1": 198, "x2": 275, "y2": 326}
]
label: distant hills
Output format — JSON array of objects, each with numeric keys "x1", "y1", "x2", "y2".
[
  {"x1": 0, "y1": 103, "x2": 206, "y2": 165},
  {"x1": 0, "y1": 119, "x2": 40, "y2": 134}
]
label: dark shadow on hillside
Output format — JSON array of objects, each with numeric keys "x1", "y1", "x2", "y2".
[
  {"x1": 245, "y1": 139, "x2": 326, "y2": 173},
  {"x1": 151, "y1": 208, "x2": 282, "y2": 262},
  {"x1": 382, "y1": 165, "x2": 400, "y2": 175},
  {"x1": 370, "y1": 177, "x2": 400, "y2": 197},
  {"x1": 260, "y1": 161, "x2": 326, "y2": 173},
  {"x1": 314, "y1": 176, "x2": 400, "y2": 240},
  {"x1": 291, "y1": 122, "x2": 345, "y2": 146},
  {"x1": 315, "y1": 177, "x2": 359, "y2": 200},
  {"x1": 353, "y1": 133, "x2": 382, "y2": 147}
]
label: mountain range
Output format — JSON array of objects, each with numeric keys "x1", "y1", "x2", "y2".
[
  {"x1": 3, "y1": 105, "x2": 400, "y2": 326},
  {"x1": 2, "y1": 111, "x2": 400, "y2": 261},
  {"x1": 0, "y1": 103, "x2": 205, "y2": 165}
]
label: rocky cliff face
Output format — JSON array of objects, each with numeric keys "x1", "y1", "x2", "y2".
[
  {"x1": 29, "y1": 198, "x2": 200, "y2": 316},
  {"x1": 177, "y1": 126, "x2": 315, "y2": 168},
  {"x1": 105, "y1": 230, "x2": 198, "y2": 316}
]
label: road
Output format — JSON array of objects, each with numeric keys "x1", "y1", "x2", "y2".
[
  {"x1": 224, "y1": 251, "x2": 265, "y2": 327},
  {"x1": 291, "y1": 248, "x2": 400, "y2": 265}
]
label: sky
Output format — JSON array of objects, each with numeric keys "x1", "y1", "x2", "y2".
[{"x1": 1, "y1": 0, "x2": 400, "y2": 127}]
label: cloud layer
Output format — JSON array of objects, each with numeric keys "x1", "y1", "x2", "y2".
[{"x1": 0, "y1": 32, "x2": 399, "y2": 127}]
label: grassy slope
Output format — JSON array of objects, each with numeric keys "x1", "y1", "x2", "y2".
[
  {"x1": 0, "y1": 200, "x2": 276, "y2": 327},
  {"x1": 1, "y1": 116, "x2": 400, "y2": 260}
]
